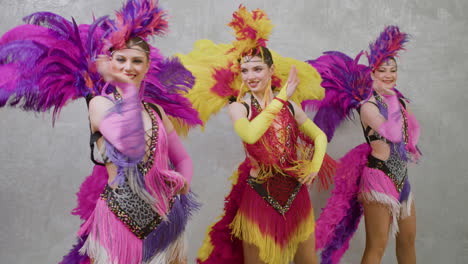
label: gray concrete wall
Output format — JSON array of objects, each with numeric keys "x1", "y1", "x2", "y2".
[{"x1": 1, "y1": 0, "x2": 467, "y2": 263}]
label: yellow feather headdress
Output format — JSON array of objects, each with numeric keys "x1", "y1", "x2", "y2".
[{"x1": 176, "y1": 5, "x2": 324, "y2": 126}]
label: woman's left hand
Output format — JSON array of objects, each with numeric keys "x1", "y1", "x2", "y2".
[{"x1": 299, "y1": 171, "x2": 318, "y2": 186}]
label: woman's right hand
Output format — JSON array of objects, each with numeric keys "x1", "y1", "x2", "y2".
[
  {"x1": 372, "y1": 78, "x2": 396, "y2": 96},
  {"x1": 96, "y1": 55, "x2": 133, "y2": 85},
  {"x1": 285, "y1": 65, "x2": 300, "y2": 99}
]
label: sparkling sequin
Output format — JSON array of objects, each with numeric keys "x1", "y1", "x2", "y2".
[
  {"x1": 137, "y1": 102, "x2": 159, "y2": 175},
  {"x1": 101, "y1": 180, "x2": 170, "y2": 239},
  {"x1": 247, "y1": 176, "x2": 302, "y2": 215}
]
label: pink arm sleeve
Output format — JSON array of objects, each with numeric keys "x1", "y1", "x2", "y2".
[
  {"x1": 99, "y1": 84, "x2": 145, "y2": 159},
  {"x1": 378, "y1": 94, "x2": 403, "y2": 143},
  {"x1": 167, "y1": 131, "x2": 193, "y2": 184}
]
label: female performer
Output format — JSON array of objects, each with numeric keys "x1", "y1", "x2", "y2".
[
  {"x1": 309, "y1": 26, "x2": 421, "y2": 264},
  {"x1": 0, "y1": 1, "x2": 201, "y2": 263},
  {"x1": 177, "y1": 6, "x2": 333, "y2": 264}
]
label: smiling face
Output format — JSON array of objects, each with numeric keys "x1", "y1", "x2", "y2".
[
  {"x1": 372, "y1": 58, "x2": 398, "y2": 90},
  {"x1": 110, "y1": 46, "x2": 149, "y2": 88},
  {"x1": 240, "y1": 55, "x2": 274, "y2": 94}
]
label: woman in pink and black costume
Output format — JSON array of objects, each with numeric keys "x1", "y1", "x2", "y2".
[
  {"x1": 306, "y1": 26, "x2": 421, "y2": 263},
  {"x1": 0, "y1": 1, "x2": 201, "y2": 263}
]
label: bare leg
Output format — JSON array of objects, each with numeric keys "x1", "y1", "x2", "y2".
[
  {"x1": 361, "y1": 202, "x2": 392, "y2": 264},
  {"x1": 169, "y1": 257, "x2": 188, "y2": 264},
  {"x1": 396, "y1": 201, "x2": 416, "y2": 264},
  {"x1": 243, "y1": 241, "x2": 267, "y2": 264},
  {"x1": 294, "y1": 232, "x2": 318, "y2": 264}
]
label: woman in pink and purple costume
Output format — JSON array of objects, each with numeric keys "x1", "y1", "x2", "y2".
[
  {"x1": 306, "y1": 26, "x2": 421, "y2": 264},
  {"x1": 0, "y1": 1, "x2": 202, "y2": 263}
]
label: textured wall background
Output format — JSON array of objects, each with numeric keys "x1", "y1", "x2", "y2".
[{"x1": 1, "y1": 0, "x2": 467, "y2": 263}]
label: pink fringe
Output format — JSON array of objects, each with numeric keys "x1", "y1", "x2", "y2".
[
  {"x1": 360, "y1": 167, "x2": 400, "y2": 201},
  {"x1": 78, "y1": 199, "x2": 143, "y2": 264},
  {"x1": 145, "y1": 114, "x2": 185, "y2": 217},
  {"x1": 359, "y1": 167, "x2": 401, "y2": 236}
]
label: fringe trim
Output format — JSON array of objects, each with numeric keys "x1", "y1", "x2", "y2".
[
  {"x1": 148, "y1": 233, "x2": 187, "y2": 264},
  {"x1": 400, "y1": 192, "x2": 414, "y2": 219},
  {"x1": 78, "y1": 199, "x2": 143, "y2": 264},
  {"x1": 230, "y1": 209, "x2": 315, "y2": 264},
  {"x1": 359, "y1": 190, "x2": 401, "y2": 237},
  {"x1": 79, "y1": 238, "x2": 111, "y2": 264}
]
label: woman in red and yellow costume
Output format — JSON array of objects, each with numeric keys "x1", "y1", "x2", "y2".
[{"x1": 177, "y1": 5, "x2": 335, "y2": 264}]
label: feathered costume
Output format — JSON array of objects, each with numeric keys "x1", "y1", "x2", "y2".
[
  {"x1": 0, "y1": 0, "x2": 202, "y2": 263},
  {"x1": 306, "y1": 26, "x2": 421, "y2": 263},
  {"x1": 176, "y1": 6, "x2": 335, "y2": 264}
]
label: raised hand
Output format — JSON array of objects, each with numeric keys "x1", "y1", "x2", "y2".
[
  {"x1": 96, "y1": 55, "x2": 133, "y2": 85},
  {"x1": 372, "y1": 78, "x2": 396, "y2": 96},
  {"x1": 285, "y1": 65, "x2": 300, "y2": 99}
]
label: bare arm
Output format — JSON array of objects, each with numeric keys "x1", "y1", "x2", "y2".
[
  {"x1": 359, "y1": 100, "x2": 387, "y2": 133},
  {"x1": 156, "y1": 104, "x2": 192, "y2": 194}
]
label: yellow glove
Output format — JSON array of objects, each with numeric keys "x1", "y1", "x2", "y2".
[
  {"x1": 234, "y1": 87, "x2": 288, "y2": 144},
  {"x1": 300, "y1": 119, "x2": 327, "y2": 172}
]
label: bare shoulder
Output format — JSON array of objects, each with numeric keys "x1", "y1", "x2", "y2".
[
  {"x1": 288, "y1": 100, "x2": 308, "y2": 124},
  {"x1": 360, "y1": 97, "x2": 379, "y2": 113},
  {"x1": 228, "y1": 101, "x2": 249, "y2": 121},
  {"x1": 88, "y1": 95, "x2": 114, "y2": 131},
  {"x1": 228, "y1": 101, "x2": 248, "y2": 114},
  {"x1": 147, "y1": 103, "x2": 175, "y2": 132},
  {"x1": 88, "y1": 96, "x2": 113, "y2": 112}
]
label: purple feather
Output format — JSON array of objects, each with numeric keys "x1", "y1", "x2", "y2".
[
  {"x1": 142, "y1": 49, "x2": 202, "y2": 127},
  {"x1": 143, "y1": 192, "x2": 200, "y2": 261},
  {"x1": 399, "y1": 177, "x2": 411, "y2": 203},
  {"x1": 59, "y1": 235, "x2": 90, "y2": 264}
]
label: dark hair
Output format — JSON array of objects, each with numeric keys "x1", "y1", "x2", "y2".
[{"x1": 238, "y1": 46, "x2": 274, "y2": 67}]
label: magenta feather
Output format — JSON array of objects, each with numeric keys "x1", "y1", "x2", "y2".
[
  {"x1": 72, "y1": 165, "x2": 109, "y2": 221},
  {"x1": 316, "y1": 143, "x2": 371, "y2": 263},
  {"x1": 0, "y1": 13, "x2": 108, "y2": 122},
  {"x1": 306, "y1": 51, "x2": 372, "y2": 141},
  {"x1": 367, "y1": 25, "x2": 409, "y2": 69}
]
